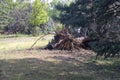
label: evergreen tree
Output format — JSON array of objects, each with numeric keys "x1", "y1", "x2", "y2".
[
  {"x1": 92, "y1": 0, "x2": 120, "y2": 58},
  {"x1": 94, "y1": 0, "x2": 120, "y2": 24},
  {"x1": 55, "y1": 0, "x2": 94, "y2": 36},
  {"x1": 56, "y1": 0, "x2": 93, "y2": 27},
  {"x1": 56, "y1": 0, "x2": 120, "y2": 58}
]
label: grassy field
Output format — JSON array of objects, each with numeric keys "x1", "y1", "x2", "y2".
[
  {"x1": 0, "y1": 35, "x2": 53, "y2": 52},
  {"x1": 0, "y1": 35, "x2": 120, "y2": 80}
]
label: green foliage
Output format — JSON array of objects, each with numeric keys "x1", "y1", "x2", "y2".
[
  {"x1": 90, "y1": 41, "x2": 120, "y2": 59},
  {"x1": 55, "y1": 0, "x2": 120, "y2": 58},
  {"x1": 91, "y1": 19, "x2": 120, "y2": 59},
  {"x1": 55, "y1": 0, "x2": 93, "y2": 27},
  {"x1": 54, "y1": 0, "x2": 94, "y2": 37},
  {"x1": 54, "y1": 22, "x2": 63, "y2": 31},
  {"x1": 40, "y1": 18, "x2": 55, "y2": 34},
  {"x1": 30, "y1": 0, "x2": 48, "y2": 26},
  {"x1": 94, "y1": 0, "x2": 120, "y2": 24},
  {"x1": 0, "y1": 0, "x2": 13, "y2": 30},
  {"x1": 30, "y1": 0, "x2": 48, "y2": 35},
  {"x1": 46, "y1": 0, "x2": 61, "y2": 22},
  {"x1": 0, "y1": 0, "x2": 25, "y2": 31},
  {"x1": 92, "y1": 0, "x2": 120, "y2": 58},
  {"x1": 6, "y1": 4, "x2": 33, "y2": 34}
]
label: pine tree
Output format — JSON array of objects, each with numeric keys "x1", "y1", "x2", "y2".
[
  {"x1": 55, "y1": 0, "x2": 120, "y2": 58},
  {"x1": 93, "y1": 0, "x2": 120, "y2": 58},
  {"x1": 94, "y1": 0, "x2": 120, "y2": 24},
  {"x1": 56, "y1": 0, "x2": 93, "y2": 28}
]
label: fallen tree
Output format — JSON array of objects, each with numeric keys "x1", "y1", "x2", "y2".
[{"x1": 45, "y1": 28, "x2": 98, "y2": 50}]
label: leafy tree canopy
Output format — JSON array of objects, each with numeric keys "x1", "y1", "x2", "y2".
[
  {"x1": 0, "y1": 0, "x2": 14, "y2": 30},
  {"x1": 30, "y1": 0, "x2": 48, "y2": 26}
]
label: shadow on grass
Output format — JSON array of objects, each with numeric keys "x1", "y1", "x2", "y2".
[{"x1": 0, "y1": 56, "x2": 120, "y2": 80}]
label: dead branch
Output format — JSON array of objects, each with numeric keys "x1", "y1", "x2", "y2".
[{"x1": 30, "y1": 34, "x2": 47, "y2": 49}]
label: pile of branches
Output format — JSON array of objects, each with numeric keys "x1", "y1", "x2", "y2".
[{"x1": 45, "y1": 28, "x2": 98, "y2": 50}]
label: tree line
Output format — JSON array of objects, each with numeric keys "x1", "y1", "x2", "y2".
[{"x1": 0, "y1": 0, "x2": 55, "y2": 35}]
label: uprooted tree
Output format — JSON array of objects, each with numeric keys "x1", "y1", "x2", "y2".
[
  {"x1": 31, "y1": 0, "x2": 119, "y2": 59},
  {"x1": 50, "y1": 0, "x2": 120, "y2": 59},
  {"x1": 45, "y1": 28, "x2": 98, "y2": 50}
]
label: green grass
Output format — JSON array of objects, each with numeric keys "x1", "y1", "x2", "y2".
[
  {"x1": 0, "y1": 34, "x2": 32, "y2": 38},
  {"x1": 0, "y1": 35, "x2": 120, "y2": 80},
  {"x1": 0, "y1": 35, "x2": 53, "y2": 52}
]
